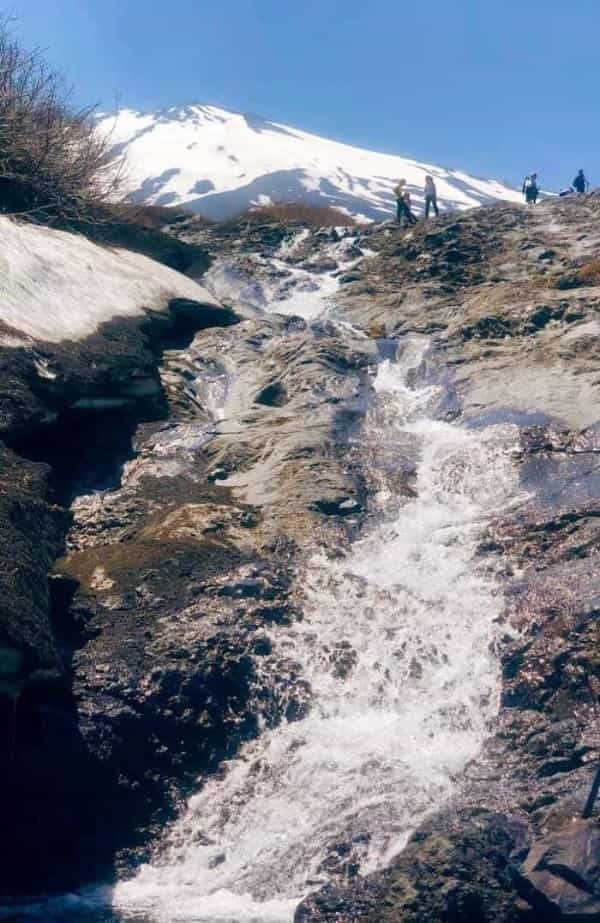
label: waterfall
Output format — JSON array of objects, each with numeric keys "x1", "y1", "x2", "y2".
[{"x1": 105, "y1": 338, "x2": 521, "y2": 923}]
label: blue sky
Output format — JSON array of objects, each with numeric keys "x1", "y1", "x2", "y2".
[{"x1": 13, "y1": 0, "x2": 598, "y2": 190}]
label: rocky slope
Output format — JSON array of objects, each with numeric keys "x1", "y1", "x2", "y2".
[
  {"x1": 292, "y1": 195, "x2": 600, "y2": 921},
  {"x1": 0, "y1": 195, "x2": 599, "y2": 921},
  {"x1": 0, "y1": 216, "x2": 379, "y2": 899},
  {"x1": 162, "y1": 196, "x2": 599, "y2": 921}
]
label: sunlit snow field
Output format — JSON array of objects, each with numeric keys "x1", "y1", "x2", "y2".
[{"x1": 98, "y1": 104, "x2": 522, "y2": 221}]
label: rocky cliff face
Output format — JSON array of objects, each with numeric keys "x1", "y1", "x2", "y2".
[{"x1": 1, "y1": 197, "x2": 599, "y2": 921}]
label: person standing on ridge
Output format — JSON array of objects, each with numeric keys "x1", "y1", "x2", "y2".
[
  {"x1": 522, "y1": 173, "x2": 539, "y2": 205},
  {"x1": 573, "y1": 170, "x2": 589, "y2": 194},
  {"x1": 424, "y1": 175, "x2": 439, "y2": 218},
  {"x1": 394, "y1": 179, "x2": 416, "y2": 227}
]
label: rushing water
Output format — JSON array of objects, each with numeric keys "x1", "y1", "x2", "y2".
[
  {"x1": 1, "y1": 336, "x2": 521, "y2": 923},
  {"x1": 111, "y1": 341, "x2": 515, "y2": 922},
  {"x1": 202, "y1": 230, "x2": 365, "y2": 323}
]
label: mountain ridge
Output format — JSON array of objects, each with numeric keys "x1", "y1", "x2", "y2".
[{"x1": 98, "y1": 103, "x2": 522, "y2": 221}]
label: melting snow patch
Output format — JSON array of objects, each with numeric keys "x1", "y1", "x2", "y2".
[{"x1": 0, "y1": 217, "x2": 218, "y2": 343}]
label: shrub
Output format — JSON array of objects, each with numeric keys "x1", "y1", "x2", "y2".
[
  {"x1": 0, "y1": 16, "x2": 122, "y2": 226},
  {"x1": 554, "y1": 259, "x2": 600, "y2": 290},
  {"x1": 231, "y1": 201, "x2": 357, "y2": 228},
  {"x1": 576, "y1": 259, "x2": 600, "y2": 285},
  {"x1": 112, "y1": 202, "x2": 212, "y2": 231}
]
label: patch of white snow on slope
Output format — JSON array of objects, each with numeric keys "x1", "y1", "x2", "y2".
[{"x1": 0, "y1": 217, "x2": 218, "y2": 344}]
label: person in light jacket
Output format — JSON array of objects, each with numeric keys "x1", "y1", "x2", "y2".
[
  {"x1": 394, "y1": 179, "x2": 416, "y2": 227},
  {"x1": 424, "y1": 175, "x2": 439, "y2": 218}
]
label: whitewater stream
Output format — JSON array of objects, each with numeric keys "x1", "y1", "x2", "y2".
[
  {"x1": 201, "y1": 228, "x2": 370, "y2": 323},
  {"x1": 107, "y1": 341, "x2": 520, "y2": 923},
  {"x1": 0, "y1": 238, "x2": 522, "y2": 923}
]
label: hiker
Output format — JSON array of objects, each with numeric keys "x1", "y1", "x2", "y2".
[
  {"x1": 394, "y1": 179, "x2": 416, "y2": 227},
  {"x1": 424, "y1": 175, "x2": 439, "y2": 218},
  {"x1": 522, "y1": 173, "x2": 539, "y2": 205},
  {"x1": 573, "y1": 169, "x2": 589, "y2": 194}
]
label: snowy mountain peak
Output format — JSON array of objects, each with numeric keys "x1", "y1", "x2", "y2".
[{"x1": 98, "y1": 104, "x2": 521, "y2": 221}]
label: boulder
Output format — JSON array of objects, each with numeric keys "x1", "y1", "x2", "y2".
[
  {"x1": 296, "y1": 812, "x2": 530, "y2": 923},
  {"x1": 515, "y1": 820, "x2": 600, "y2": 921}
]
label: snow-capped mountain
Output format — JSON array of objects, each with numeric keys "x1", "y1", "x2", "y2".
[{"x1": 98, "y1": 104, "x2": 521, "y2": 221}]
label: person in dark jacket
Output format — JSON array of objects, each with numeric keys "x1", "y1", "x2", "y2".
[
  {"x1": 394, "y1": 179, "x2": 417, "y2": 227},
  {"x1": 573, "y1": 170, "x2": 589, "y2": 194},
  {"x1": 522, "y1": 173, "x2": 539, "y2": 205}
]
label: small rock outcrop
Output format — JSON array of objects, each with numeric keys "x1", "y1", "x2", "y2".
[
  {"x1": 515, "y1": 820, "x2": 600, "y2": 920},
  {"x1": 296, "y1": 812, "x2": 530, "y2": 923}
]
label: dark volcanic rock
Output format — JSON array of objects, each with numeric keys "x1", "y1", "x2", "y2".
[
  {"x1": 515, "y1": 820, "x2": 600, "y2": 920},
  {"x1": 0, "y1": 271, "x2": 375, "y2": 894},
  {"x1": 0, "y1": 288, "x2": 240, "y2": 892},
  {"x1": 0, "y1": 445, "x2": 67, "y2": 680},
  {"x1": 0, "y1": 298, "x2": 237, "y2": 442},
  {"x1": 296, "y1": 812, "x2": 531, "y2": 923}
]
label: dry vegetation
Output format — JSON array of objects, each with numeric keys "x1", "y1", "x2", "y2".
[
  {"x1": 576, "y1": 259, "x2": 600, "y2": 285},
  {"x1": 555, "y1": 258, "x2": 600, "y2": 290},
  {"x1": 117, "y1": 202, "x2": 205, "y2": 230},
  {"x1": 0, "y1": 15, "x2": 122, "y2": 226},
  {"x1": 232, "y1": 201, "x2": 357, "y2": 227}
]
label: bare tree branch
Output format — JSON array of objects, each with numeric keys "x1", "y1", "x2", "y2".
[{"x1": 0, "y1": 14, "x2": 125, "y2": 226}]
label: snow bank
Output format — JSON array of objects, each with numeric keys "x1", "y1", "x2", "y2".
[{"x1": 0, "y1": 217, "x2": 219, "y2": 344}]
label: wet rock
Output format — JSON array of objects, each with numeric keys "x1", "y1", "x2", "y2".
[
  {"x1": 0, "y1": 269, "x2": 377, "y2": 894},
  {"x1": 291, "y1": 196, "x2": 600, "y2": 923},
  {"x1": 0, "y1": 297, "x2": 237, "y2": 443},
  {"x1": 313, "y1": 496, "x2": 362, "y2": 516},
  {"x1": 342, "y1": 195, "x2": 600, "y2": 429},
  {"x1": 301, "y1": 257, "x2": 338, "y2": 273},
  {"x1": 0, "y1": 275, "x2": 243, "y2": 892},
  {"x1": 338, "y1": 270, "x2": 363, "y2": 284},
  {"x1": 296, "y1": 812, "x2": 530, "y2": 923},
  {"x1": 187, "y1": 316, "x2": 375, "y2": 540},
  {"x1": 515, "y1": 820, "x2": 600, "y2": 920}
]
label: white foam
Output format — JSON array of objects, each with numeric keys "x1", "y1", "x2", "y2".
[
  {"x1": 204, "y1": 233, "x2": 362, "y2": 324},
  {"x1": 110, "y1": 340, "x2": 521, "y2": 922}
]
